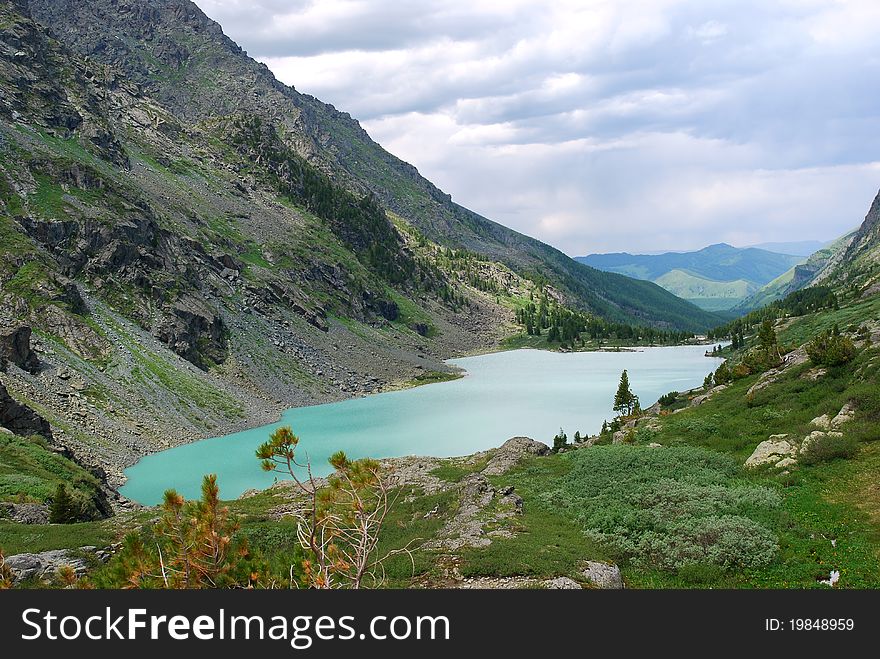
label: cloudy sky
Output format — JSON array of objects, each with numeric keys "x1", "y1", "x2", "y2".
[{"x1": 193, "y1": 0, "x2": 880, "y2": 255}]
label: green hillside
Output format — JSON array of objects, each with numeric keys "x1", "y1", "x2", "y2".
[
  {"x1": 25, "y1": 0, "x2": 719, "y2": 333},
  {"x1": 736, "y1": 230, "x2": 858, "y2": 312},
  {"x1": 577, "y1": 244, "x2": 803, "y2": 311},
  {"x1": 653, "y1": 270, "x2": 756, "y2": 310}
]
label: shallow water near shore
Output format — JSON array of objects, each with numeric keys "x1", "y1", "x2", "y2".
[{"x1": 120, "y1": 345, "x2": 725, "y2": 504}]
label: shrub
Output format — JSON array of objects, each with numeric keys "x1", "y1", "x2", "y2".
[
  {"x1": 635, "y1": 516, "x2": 778, "y2": 570},
  {"x1": 799, "y1": 433, "x2": 859, "y2": 465},
  {"x1": 806, "y1": 328, "x2": 856, "y2": 366},
  {"x1": 99, "y1": 475, "x2": 264, "y2": 588},
  {"x1": 545, "y1": 446, "x2": 780, "y2": 572},
  {"x1": 658, "y1": 391, "x2": 678, "y2": 407},
  {"x1": 713, "y1": 362, "x2": 732, "y2": 385}
]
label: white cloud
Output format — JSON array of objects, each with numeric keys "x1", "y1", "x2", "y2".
[
  {"x1": 686, "y1": 20, "x2": 728, "y2": 44},
  {"x1": 193, "y1": 0, "x2": 880, "y2": 255}
]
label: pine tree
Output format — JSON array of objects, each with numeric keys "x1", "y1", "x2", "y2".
[
  {"x1": 613, "y1": 370, "x2": 639, "y2": 417},
  {"x1": 552, "y1": 428, "x2": 568, "y2": 453},
  {"x1": 49, "y1": 484, "x2": 79, "y2": 524},
  {"x1": 758, "y1": 319, "x2": 781, "y2": 364}
]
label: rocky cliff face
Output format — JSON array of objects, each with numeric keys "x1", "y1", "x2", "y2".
[
  {"x1": 843, "y1": 189, "x2": 880, "y2": 265},
  {"x1": 26, "y1": 0, "x2": 719, "y2": 332},
  {"x1": 808, "y1": 189, "x2": 880, "y2": 294},
  {"x1": 0, "y1": 0, "x2": 517, "y2": 486},
  {"x1": 0, "y1": 381, "x2": 51, "y2": 437}
]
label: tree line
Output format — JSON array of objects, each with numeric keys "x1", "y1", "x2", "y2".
[{"x1": 516, "y1": 290, "x2": 693, "y2": 348}]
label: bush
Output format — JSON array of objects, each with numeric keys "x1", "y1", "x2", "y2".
[
  {"x1": 545, "y1": 446, "x2": 780, "y2": 572},
  {"x1": 799, "y1": 433, "x2": 859, "y2": 465},
  {"x1": 98, "y1": 475, "x2": 264, "y2": 588},
  {"x1": 713, "y1": 362, "x2": 732, "y2": 385},
  {"x1": 636, "y1": 516, "x2": 778, "y2": 570},
  {"x1": 806, "y1": 328, "x2": 856, "y2": 366},
  {"x1": 658, "y1": 391, "x2": 678, "y2": 407}
]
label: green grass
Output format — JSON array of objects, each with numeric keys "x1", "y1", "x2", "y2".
[
  {"x1": 780, "y1": 296, "x2": 880, "y2": 346},
  {"x1": 458, "y1": 456, "x2": 610, "y2": 581},
  {"x1": 0, "y1": 434, "x2": 101, "y2": 505},
  {"x1": 29, "y1": 174, "x2": 69, "y2": 217},
  {"x1": 648, "y1": 344, "x2": 880, "y2": 459},
  {"x1": 123, "y1": 335, "x2": 244, "y2": 422},
  {"x1": 405, "y1": 371, "x2": 462, "y2": 387},
  {"x1": 29, "y1": 173, "x2": 106, "y2": 218},
  {"x1": 3, "y1": 260, "x2": 52, "y2": 308},
  {"x1": 386, "y1": 289, "x2": 437, "y2": 337},
  {"x1": 429, "y1": 457, "x2": 490, "y2": 484},
  {"x1": 377, "y1": 488, "x2": 459, "y2": 586},
  {"x1": 0, "y1": 520, "x2": 115, "y2": 555}
]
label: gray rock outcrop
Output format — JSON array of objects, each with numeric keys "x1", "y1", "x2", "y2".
[
  {"x1": 744, "y1": 435, "x2": 797, "y2": 468},
  {"x1": 0, "y1": 502, "x2": 49, "y2": 524},
  {"x1": 581, "y1": 561, "x2": 624, "y2": 589},
  {"x1": 0, "y1": 383, "x2": 52, "y2": 438},
  {"x1": 4, "y1": 548, "x2": 90, "y2": 585},
  {"x1": 544, "y1": 576, "x2": 582, "y2": 589},
  {"x1": 482, "y1": 436, "x2": 550, "y2": 476},
  {"x1": 0, "y1": 325, "x2": 40, "y2": 373}
]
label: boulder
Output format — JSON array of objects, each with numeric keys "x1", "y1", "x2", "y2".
[
  {"x1": 801, "y1": 430, "x2": 841, "y2": 453},
  {"x1": 544, "y1": 576, "x2": 582, "y2": 589},
  {"x1": 831, "y1": 402, "x2": 856, "y2": 429},
  {"x1": 4, "y1": 548, "x2": 90, "y2": 585},
  {"x1": 581, "y1": 561, "x2": 624, "y2": 589},
  {"x1": 0, "y1": 325, "x2": 40, "y2": 373},
  {"x1": 745, "y1": 435, "x2": 797, "y2": 468},
  {"x1": 0, "y1": 383, "x2": 52, "y2": 438},
  {"x1": 1, "y1": 502, "x2": 50, "y2": 524},
  {"x1": 153, "y1": 296, "x2": 228, "y2": 370},
  {"x1": 810, "y1": 414, "x2": 832, "y2": 431},
  {"x1": 482, "y1": 437, "x2": 550, "y2": 476}
]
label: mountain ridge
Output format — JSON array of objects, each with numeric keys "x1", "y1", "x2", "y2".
[
  {"x1": 26, "y1": 0, "x2": 719, "y2": 331},
  {"x1": 576, "y1": 243, "x2": 803, "y2": 310},
  {"x1": 0, "y1": 0, "x2": 716, "y2": 490}
]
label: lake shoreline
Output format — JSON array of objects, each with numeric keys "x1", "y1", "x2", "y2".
[{"x1": 121, "y1": 345, "x2": 725, "y2": 505}]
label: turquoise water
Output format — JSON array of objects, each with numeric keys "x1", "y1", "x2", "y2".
[{"x1": 120, "y1": 345, "x2": 724, "y2": 504}]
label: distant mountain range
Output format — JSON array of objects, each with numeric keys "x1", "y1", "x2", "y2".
[
  {"x1": 575, "y1": 244, "x2": 805, "y2": 311},
  {"x1": 744, "y1": 240, "x2": 831, "y2": 257},
  {"x1": 734, "y1": 232, "x2": 856, "y2": 312}
]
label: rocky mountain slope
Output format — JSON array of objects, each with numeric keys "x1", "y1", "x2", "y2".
[
  {"x1": 26, "y1": 0, "x2": 718, "y2": 331},
  {"x1": 746, "y1": 240, "x2": 830, "y2": 257},
  {"x1": 737, "y1": 190, "x2": 879, "y2": 312},
  {"x1": 577, "y1": 243, "x2": 804, "y2": 311},
  {"x1": 735, "y1": 231, "x2": 857, "y2": 312},
  {"x1": 0, "y1": 0, "x2": 716, "y2": 494},
  {"x1": 823, "y1": 189, "x2": 880, "y2": 292},
  {"x1": 0, "y1": 0, "x2": 517, "y2": 486}
]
